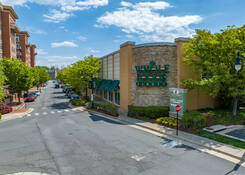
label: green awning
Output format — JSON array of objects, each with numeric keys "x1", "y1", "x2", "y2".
[
  {"x1": 108, "y1": 80, "x2": 120, "y2": 92},
  {"x1": 100, "y1": 80, "x2": 112, "y2": 90},
  {"x1": 97, "y1": 80, "x2": 107, "y2": 89}
]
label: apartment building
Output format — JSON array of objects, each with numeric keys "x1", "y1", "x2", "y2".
[
  {"x1": 0, "y1": 5, "x2": 19, "y2": 58},
  {"x1": 30, "y1": 45, "x2": 36, "y2": 67},
  {"x1": 0, "y1": 4, "x2": 37, "y2": 67}
]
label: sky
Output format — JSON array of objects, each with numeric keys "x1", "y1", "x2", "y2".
[{"x1": 1, "y1": 0, "x2": 245, "y2": 68}]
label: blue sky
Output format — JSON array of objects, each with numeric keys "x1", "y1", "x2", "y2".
[{"x1": 1, "y1": 0, "x2": 245, "y2": 68}]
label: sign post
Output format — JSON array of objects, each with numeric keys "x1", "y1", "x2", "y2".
[
  {"x1": 175, "y1": 105, "x2": 181, "y2": 136},
  {"x1": 169, "y1": 88, "x2": 187, "y2": 117}
]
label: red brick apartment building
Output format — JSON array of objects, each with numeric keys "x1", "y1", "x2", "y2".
[{"x1": 0, "y1": 4, "x2": 37, "y2": 67}]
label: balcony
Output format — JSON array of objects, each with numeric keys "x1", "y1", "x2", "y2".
[{"x1": 17, "y1": 51, "x2": 21, "y2": 56}]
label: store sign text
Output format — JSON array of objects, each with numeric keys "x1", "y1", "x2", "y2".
[{"x1": 135, "y1": 61, "x2": 169, "y2": 87}]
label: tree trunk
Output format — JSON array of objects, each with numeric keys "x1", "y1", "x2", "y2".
[
  {"x1": 233, "y1": 96, "x2": 239, "y2": 116},
  {"x1": 18, "y1": 92, "x2": 21, "y2": 104}
]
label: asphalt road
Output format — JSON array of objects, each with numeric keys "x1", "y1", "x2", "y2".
[{"x1": 0, "y1": 81, "x2": 244, "y2": 175}]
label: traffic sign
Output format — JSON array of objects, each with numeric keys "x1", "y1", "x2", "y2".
[{"x1": 175, "y1": 105, "x2": 181, "y2": 113}]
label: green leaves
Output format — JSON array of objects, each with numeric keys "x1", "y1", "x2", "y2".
[
  {"x1": 57, "y1": 55, "x2": 100, "y2": 92},
  {"x1": 183, "y1": 26, "x2": 245, "y2": 103},
  {"x1": 1, "y1": 58, "x2": 33, "y2": 94}
]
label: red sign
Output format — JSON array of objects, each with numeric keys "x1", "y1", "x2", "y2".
[{"x1": 175, "y1": 105, "x2": 181, "y2": 113}]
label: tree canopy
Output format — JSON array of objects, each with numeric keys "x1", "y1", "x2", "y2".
[
  {"x1": 0, "y1": 61, "x2": 6, "y2": 102},
  {"x1": 182, "y1": 25, "x2": 245, "y2": 115},
  {"x1": 57, "y1": 55, "x2": 100, "y2": 92}
]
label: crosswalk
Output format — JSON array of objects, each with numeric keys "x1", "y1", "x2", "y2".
[{"x1": 27, "y1": 108, "x2": 79, "y2": 117}]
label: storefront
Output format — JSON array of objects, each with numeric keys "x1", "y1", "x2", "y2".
[{"x1": 95, "y1": 37, "x2": 215, "y2": 112}]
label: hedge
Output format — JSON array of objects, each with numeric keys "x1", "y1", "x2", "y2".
[
  {"x1": 93, "y1": 103, "x2": 118, "y2": 117},
  {"x1": 181, "y1": 111, "x2": 207, "y2": 129},
  {"x1": 72, "y1": 98, "x2": 89, "y2": 106},
  {"x1": 128, "y1": 105, "x2": 169, "y2": 119}
]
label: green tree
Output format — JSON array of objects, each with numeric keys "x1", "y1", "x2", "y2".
[
  {"x1": 31, "y1": 66, "x2": 50, "y2": 91},
  {"x1": 1, "y1": 58, "x2": 34, "y2": 103},
  {"x1": 182, "y1": 26, "x2": 245, "y2": 116},
  {"x1": 57, "y1": 55, "x2": 100, "y2": 95},
  {"x1": 0, "y1": 61, "x2": 6, "y2": 103}
]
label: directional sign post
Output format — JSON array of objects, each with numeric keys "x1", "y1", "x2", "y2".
[{"x1": 175, "y1": 105, "x2": 181, "y2": 136}]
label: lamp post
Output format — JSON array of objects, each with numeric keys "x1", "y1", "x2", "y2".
[
  {"x1": 235, "y1": 51, "x2": 243, "y2": 71},
  {"x1": 233, "y1": 50, "x2": 245, "y2": 116}
]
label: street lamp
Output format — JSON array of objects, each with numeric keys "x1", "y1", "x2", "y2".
[{"x1": 235, "y1": 51, "x2": 245, "y2": 71}]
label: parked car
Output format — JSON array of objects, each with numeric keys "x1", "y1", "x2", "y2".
[
  {"x1": 25, "y1": 94, "x2": 36, "y2": 102},
  {"x1": 0, "y1": 104, "x2": 13, "y2": 114},
  {"x1": 65, "y1": 88, "x2": 72, "y2": 95},
  {"x1": 55, "y1": 84, "x2": 60, "y2": 88},
  {"x1": 67, "y1": 91, "x2": 75, "y2": 98},
  {"x1": 71, "y1": 94, "x2": 79, "y2": 99},
  {"x1": 34, "y1": 90, "x2": 40, "y2": 96}
]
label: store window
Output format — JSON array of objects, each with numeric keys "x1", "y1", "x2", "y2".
[
  {"x1": 104, "y1": 90, "x2": 107, "y2": 99},
  {"x1": 109, "y1": 91, "x2": 113, "y2": 102},
  {"x1": 114, "y1": 89, "x2": 120, "y2": 105}
]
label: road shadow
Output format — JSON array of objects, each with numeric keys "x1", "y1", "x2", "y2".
[
  {"x1": 53, "y1": 96, "x2": 68, "y2": 100},
  {"x1": 88, "y1": 114, "x2": 124, "y2": 125},
  {"x1": 50, "y1": 102, "x2": 71, "y2": 109},
  {"x1": 225, "y1": 152, "x2": 245, "y2": 175},
  {"x1": 53, "y1": 91, "x2": 63, "y2": 94}
]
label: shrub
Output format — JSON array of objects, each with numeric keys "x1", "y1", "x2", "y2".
[
  {"x1": 156, "y1": 117, "x2": 177, "y2": 127},
  {"x1": 0, "y1": 113, "x2": 2, "y2": 120},
  {"x1": 181, "y1": 111, "x2": 207, "y2": 129},
  {"x1": 93, "y1": 103, "x2": 118, "y2": 117},
  {"x1": 0, "y1": 104, "x2": 13, "y2": 114},
  {"x1": 128, "y1": 106, "x2": 169, "y2": 120},
  {"x1": 72, "y1": 98, "x2": 89, "y2": 106}
]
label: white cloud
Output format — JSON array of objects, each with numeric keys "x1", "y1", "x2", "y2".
[
  {"x1": 51, "y1": 41, "x2": 78, "y2": 47},
  {"x1": 36, "y1": 49, "x2": 47, "y2": 55},
  {"x1": 78, "y1": 35, "x2": 87, "y2": 41},
  {"x1": 43, "y1": 9, "x2": 72, "y2": 23},
  {"x1": 89, "y1": 48, "x2": 99, "y2": 53},
  {"x1": 0, "y1": 0, "x2": 109, "y2": 23},
  {"x1": 37, "y1": 55, "x2": 79, "y2": 67},
  {"x1": 96, "y1": 1, "x2": 202, "y2": 42},
  {"x1": 76, "y1": 0, "x2": 108, "y2": 8},
  {"x1": 24, "y1": 26, "x2": 47, "y2": 35}
]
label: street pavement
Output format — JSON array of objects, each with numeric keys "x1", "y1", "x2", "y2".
[{"x1": 0, "y1": 81, "x2": 245, "y2": 175}]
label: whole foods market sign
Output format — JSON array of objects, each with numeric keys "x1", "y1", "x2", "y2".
[{"x1": 135, "y1": 61, "x2": 169, "y2": 87}]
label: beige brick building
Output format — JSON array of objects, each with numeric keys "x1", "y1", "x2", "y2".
[{"x1": 95, "y1": 38, "x2": 215, "y2": 112}]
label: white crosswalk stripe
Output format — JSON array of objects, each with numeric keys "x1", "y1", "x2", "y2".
[
  {"x1": 50, "y1": 111, "x2": 55, "y2": 114},
  {"x1": 27, "y1": 114, "x2": 31, "y2": 117},
  {"x1": 57, "y1": 110, "x2": 62, "y2": 113},
  {"x1": 64, "y1": 109, "x2": 69, "y2": 112},
  {"x1": 34, "y1": 113, "x2": 39, "y2": 116},
  {"x1": 43, "y1": 112, "x2": 48, "y2": 115}
]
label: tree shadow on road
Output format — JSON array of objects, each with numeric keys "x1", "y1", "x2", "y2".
[
  {"x1": 50, "y1": 102, "x2": 71, "y2": 109},
  {"x1": 53, "y1": 91, "x2": 63, "y2": 94},
  {"x1": 225, "y1": 152, "x2": 245, "y2": 175},
  {"x1": 88, "y1": 114, "x2": 125, "y2": 125},
  {"x1": 53, "y1": 96, "x2": 68, "y2": 100}
]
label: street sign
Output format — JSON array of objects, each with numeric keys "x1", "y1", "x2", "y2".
[
  {"x1": 169, "y1": 88, "x2": 187, "y2": 116},
  {"x1": 175, "y1": 105, "x2": 181, "y2": 113}
]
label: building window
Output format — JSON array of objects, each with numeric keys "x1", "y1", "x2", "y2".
[
  {"x1": 114, "y1": 89, "x2": 120, "y2": 105},
  {"x1": 16, "y1": 36, "x2": 19, "y2": 42},
  {"x1": 109, "y1": 91, "x2": 113, "y2": 102},
  {"x1": 104, "y1": 90, "x2": 107, "y2": 99}
]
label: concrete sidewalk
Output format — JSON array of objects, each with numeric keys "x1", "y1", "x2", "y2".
[
  {"x1": 86, "y1": 109, "x2": 245, "y2": 162},
  {"x1": 1, "y1": 108, "x2": 33, "y2": 122}
]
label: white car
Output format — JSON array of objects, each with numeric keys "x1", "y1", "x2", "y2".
[{"x1": 35, "y1": 90, "x2": 40, "y2": 96}]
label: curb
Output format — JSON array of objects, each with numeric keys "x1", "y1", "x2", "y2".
[
  {"x1": 86, "y1": 109, "x2": 245, "y2": 162},
  {"x1": 1, "y1": 108, "x2": 34, "y2": 122}
]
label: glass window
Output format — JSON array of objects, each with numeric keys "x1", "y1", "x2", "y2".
[
  {"x1": 109, "y1": 91, "x2": 113, "y2": 102},
  {"x1": 114, "y1": 89, "x2": 120, "y2": 105},
  {"x1": 104, "y1": 90, "x2": 107, "y2": 99}
]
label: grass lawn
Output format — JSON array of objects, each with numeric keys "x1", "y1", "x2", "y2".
[{"x1": 198, "y1": 130, "x2": 245, "y2": 149}]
